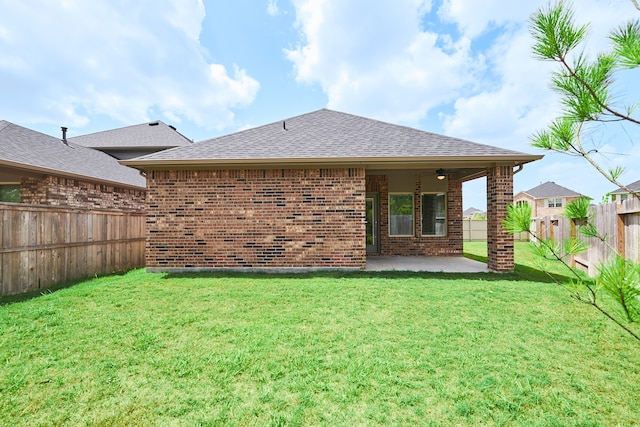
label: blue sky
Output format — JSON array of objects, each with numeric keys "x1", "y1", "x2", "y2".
[{"x1": 1, "y1": 0, "x2": 638, "y2": 209}]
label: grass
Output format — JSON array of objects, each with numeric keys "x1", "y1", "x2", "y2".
[{"x1": 1, "y1": 242, "x2": 639, "y2": 426}]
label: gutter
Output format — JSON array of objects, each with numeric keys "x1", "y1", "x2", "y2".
[
  {"x1": 0, "y1": 159, "x2": 146, "y2": 191},
  {"x1": 120, "y1": 154, "x2": 544, "y2": 171}
]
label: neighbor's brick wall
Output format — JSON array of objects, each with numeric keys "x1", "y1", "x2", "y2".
[
  {"x1": 366, "y1": 173, "x2": 463, "y2": 256},
  {"x1": 515, "y1": 193, "x2": 582, "y2": 219},
  {"x1": 487, "y1": 165, "x2": 514, "y2": 272},
  {"x1": 20, "y1": 176, "x2": 145, "y2": 212},
  {"x1": 146, "y1": 168, "x2": 366, "y2": 270},
  {"x1": 534, "y1": 196, "x2": 581, "y2": 218}
]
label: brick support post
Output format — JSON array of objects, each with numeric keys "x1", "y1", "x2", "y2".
[{"x1": 487, "y1": 166, "x2": 514, "y2": 272}]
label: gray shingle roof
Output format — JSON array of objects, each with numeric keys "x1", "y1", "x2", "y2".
[
  {"x1": 0, "y1": 120, "x2": 145, "y2": 188},
  {"x1": 523, "y1": 181, "x2": 582, "y2": 198},
  {"x1": 122, "y1": 109, "x2": 541, "y2": 168},
  {"x1": 70, "y1": 120, "x2": 192, "y2": 149},
  {"x1": 610, "y1": 179, "x2": 640, "y2": 194},
  {"x1": 463, "y1": 207, "x2": 484, "y2": 216}
]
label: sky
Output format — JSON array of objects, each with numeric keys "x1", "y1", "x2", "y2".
[{"x1": 1, "y1": 0, "x2": 639, "y2": 210}]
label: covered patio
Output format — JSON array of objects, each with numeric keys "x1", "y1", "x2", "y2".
[{"x1": 366, "y1": 256, "x2": 489, "y2": 273}]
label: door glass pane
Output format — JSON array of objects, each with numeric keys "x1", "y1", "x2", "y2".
[{"x1": 366, "y1": 197, "x2": 374, "y2": 245}]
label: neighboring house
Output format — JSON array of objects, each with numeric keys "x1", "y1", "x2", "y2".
[
  {"x1": 514, "y1": 181, "x2": 583, "y2": 218},
  {"x1": 463, "y1": 207, "x2": 484, "y2": 218},
  {"x1": 70, "y1": 120, "x2": 193, "y2": 160},
  {"x1": 122, "y1": 109, "x2": 542, "y2": 272},
  {"x1": 609, "y1": 179, "x2": 640, "y2": 203},
  {"x1": 0, "y1": 120, "x2": 146, "y2": 211}
]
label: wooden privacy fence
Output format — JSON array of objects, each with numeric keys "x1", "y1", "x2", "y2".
[
  {"x1": 531, "y1": 198, "x2": 640, "y2": 276},
  {"x1": 1, "y1": 203, "x2": 145, "y2": 296}
]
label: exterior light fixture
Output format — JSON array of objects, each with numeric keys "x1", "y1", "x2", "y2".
[{"x1": 436, "y1": 169, "x2": 446, "y2": 180}]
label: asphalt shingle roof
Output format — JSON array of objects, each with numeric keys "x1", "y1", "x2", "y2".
[
  {"x1": 522, "y1": 181, "x2": 582, "y2": 198},
  {"x1": 125, "y1": 109, "x2": 540, "y2": 164},
  {"x1": 0, "y1": 120, "x2": 145, "y2": 188},
  {"x1": 610, "y1": 179, "x2": 640, "y2": 194},
  {"x1": 70, "y1": 120, "x2": 192, "y2": 149}
]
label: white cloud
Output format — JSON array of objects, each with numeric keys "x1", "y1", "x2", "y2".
[
  {"x1": 284, "y1": 0, "x2": 639, "y2": 209},
  {"x1": 267, "y1": 0, "x2": 280, "y2": 16},
  {"x1": 440, "y1": 27, "x2": 559, "y2": 151},
  {"x1": 285, "y1": 0, "x2": 482, "y2": 125},
  {"x1": 0, "y1": 0, "x2": 259, "y2": 130},
  {"x1": 437, "y1": 0, "x2": 527, "y2": 38},
  {"x1": 439, "y1": 0, "x2": 640, "y2": 151}
]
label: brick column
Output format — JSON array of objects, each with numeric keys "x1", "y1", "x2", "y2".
[{"x1": 486, "y1": 166, "x2": 514, "y2": 272}]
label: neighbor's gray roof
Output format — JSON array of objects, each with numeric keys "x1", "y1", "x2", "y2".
[
  {"x1": 522, "y1": 181, "x2": 582, "y2": 198},
  {"x1": 122, "y1": 109, "x2": 542, "y2": 170},
  {"x1": 70, "y1": 120, "x2": 192, "y2": 149},
  {"x1": 610, "y1": 179, "x2": 640, "y2": 194},
  {"x1": 0, "y1": 120, "x2": 145, "y2": 189},
  {"x1": 463, "y1": 207, "x2": 484, "y2": 216}
]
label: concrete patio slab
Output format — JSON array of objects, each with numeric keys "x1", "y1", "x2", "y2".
[{"x1": 366, "y1": 256, "x2": 489, "y2": 273}]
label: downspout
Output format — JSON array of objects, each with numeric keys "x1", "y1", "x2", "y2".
[{"x1": 513, "y1": 164, "x2": 523, "y2": 175}]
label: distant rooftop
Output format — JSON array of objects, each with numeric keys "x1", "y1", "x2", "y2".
[
  {"x1": 463, "y1": 207, "x2": 484, "y2": 216},
  {"x1": 521, "y1": 181, "x2": 582, "y2": 198},
  {"x1": 70, "y1": 120, "x2": 192, "y2": 150},
  {"x1": 610, "y1": 179, "x2": 640, "y2": 194}
]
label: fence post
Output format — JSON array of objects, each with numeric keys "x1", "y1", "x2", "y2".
[
  {"x1": 570, "y1": 220, "x2": 576, "y2": 268},
  {"x1": 617, "y1": 204, "x2": 625, "y2": 258}
]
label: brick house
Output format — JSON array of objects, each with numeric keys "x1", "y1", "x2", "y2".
[
  {"x1": 609, "y1": 179, "x2": 640, "y2": 203},
  {"x1": 514, "y1": 181, "x2": 583, "y2": 218},
  {"x1": 0, "y1": 120, "x2": 146, "y2": 211},
  {"x1": 122, "y1": 109, "x2": 542, "y2": 272}
]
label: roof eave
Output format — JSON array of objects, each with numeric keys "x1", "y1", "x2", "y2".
[
  {"x1": 0, "y1": 159, "x2": 146, "y2": 191},
  {"x1": 120, "y1": 154, "x2": 544, "y2": 171}
]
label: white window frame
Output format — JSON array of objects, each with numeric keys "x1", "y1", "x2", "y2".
[{"x1": 547, "y1": 198, "x2": 563, "y2": 208}]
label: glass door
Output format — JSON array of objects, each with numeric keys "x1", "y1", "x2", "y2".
[{"x1": 366, "y1": 193, "x2": 379, "y2": 254}]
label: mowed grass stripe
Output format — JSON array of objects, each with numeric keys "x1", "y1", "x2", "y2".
[{"x1": 1, "y1": 244, "x2": 639, "y2": 426}]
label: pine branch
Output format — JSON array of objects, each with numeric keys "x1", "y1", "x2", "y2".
[{"x1": 558, "y1": 56, "x2": 640, "y2": 125}]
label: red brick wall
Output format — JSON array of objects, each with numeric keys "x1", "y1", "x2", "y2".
[
  {"x1": 366, "y1": 173, "x2": 463, "y2": 256},
  {"x1": 20, "y1": 176, "x2": 145, "y2": 212},
  {"x1": 145, "y1": 168, "x2": 366, "y2": 271},
  {"x1": 487, "y1": 166, "x2": 514, "y2": 272}
]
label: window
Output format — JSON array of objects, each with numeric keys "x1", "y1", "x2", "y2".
[
  {"x1": 389, "y1": 193, "x2": 414, "y2": 236},
  {"x1": 0, "y1": 184, "x2": 20, "y2": 203},
  {"x1": 422, "y1": 193, "x2": 446, "y2": 236},
  {"x1": 547, "y1": 198, "x2": 563, "y2": 208}
]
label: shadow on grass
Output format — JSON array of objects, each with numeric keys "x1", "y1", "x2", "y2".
[
  {"x1": 0, "y1": 270, "x2": 129, "y2": 306},
  {"x1": 1, "y1": 255, "x2": 579, "y2": 306},
  {"x1": 161, "y1": 256, "x2": 575, "y2": 284}
]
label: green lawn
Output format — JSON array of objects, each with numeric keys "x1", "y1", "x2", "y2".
[{"x1": 1, "y1": 243, "x2": 639, "y2": 426}]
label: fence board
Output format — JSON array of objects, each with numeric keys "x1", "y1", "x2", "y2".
[
  {"x1": 534, "y1": 199, "x2": 640, "y2": 276},
  {"x1": 622, "y1": 198, "x2": 640, "y2": 264},
  {"x1": 1, "y1": 203, "x2": 145, "y2": 296}
]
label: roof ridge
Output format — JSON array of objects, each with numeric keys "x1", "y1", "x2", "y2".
[{"x1": 196, "y1": 109, "x2": 330, "y2": 144}]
